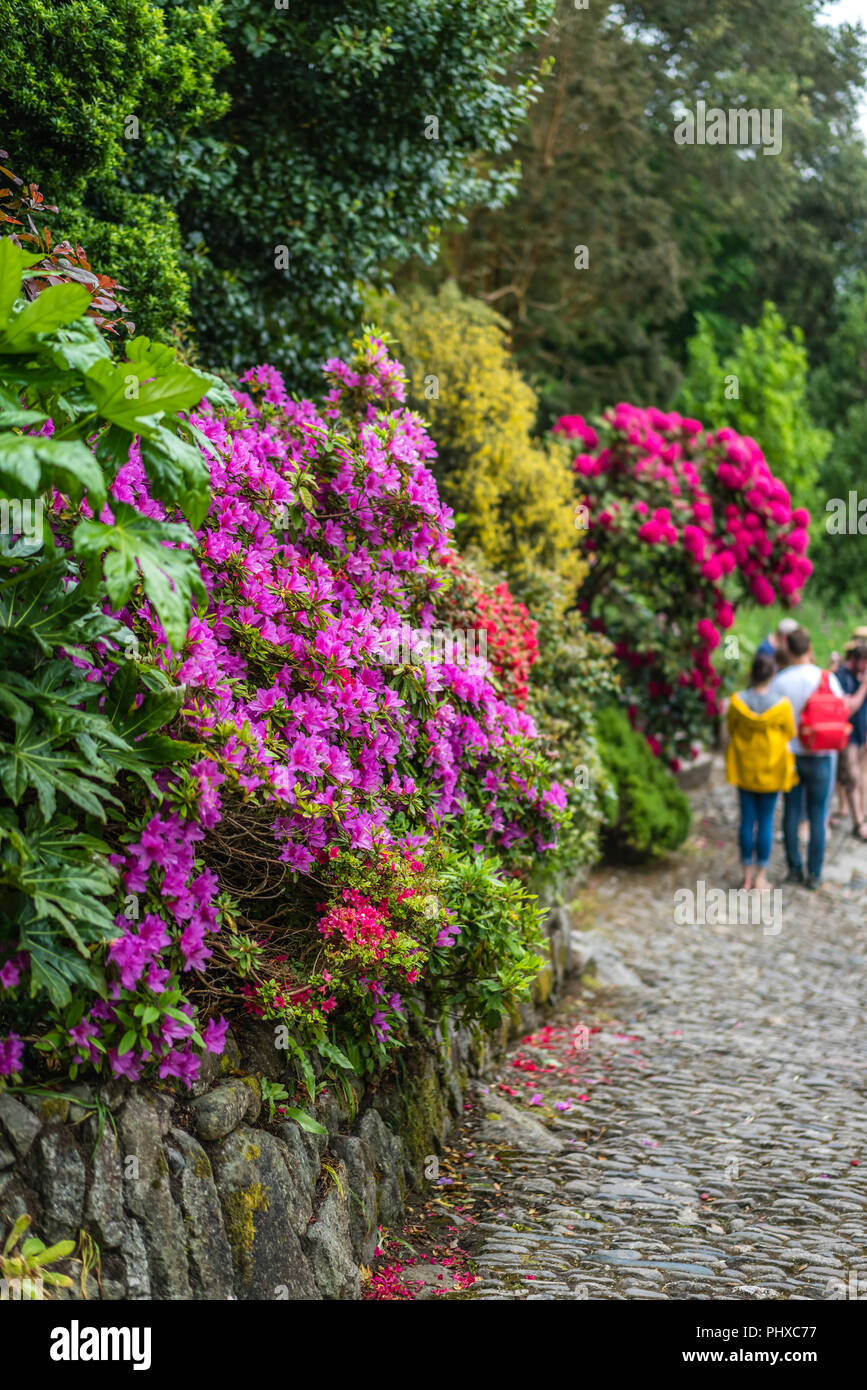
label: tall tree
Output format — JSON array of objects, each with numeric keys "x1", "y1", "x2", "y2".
[
  {"x1": 132, "y1": 0, "x2": 556, "y2": 381},
  {"x1": 0, "y1": 0, "x2": 229, "y2": 337},
  {"x1": 2, "y1": 0, "x2": 556, "y2": 377},
  {"x1": 423, "y1": 0, "x2": 867, "y2": 422},
  {"x1": 676, "y1": 304, "x2": 831, "y2": 501}
]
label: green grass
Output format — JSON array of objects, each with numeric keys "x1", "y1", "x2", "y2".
[{"x1": 719, "y1": 591, "x2": 867, "y2": 692}]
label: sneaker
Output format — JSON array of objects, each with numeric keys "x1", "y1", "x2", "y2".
[
  {"x1": 805, "y1": 876, "x2": 821, "y2": 891},
  {"x1": 784, "y1": 868, "x2": 805, "y2": 884}
]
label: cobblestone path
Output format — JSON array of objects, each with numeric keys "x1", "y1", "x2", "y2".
[{"x1": 444, "y1": 763, "x2": 867, "y2": 1301}]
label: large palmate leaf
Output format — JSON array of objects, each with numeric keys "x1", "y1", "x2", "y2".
[
  {"x1": 0, "y1": 240, "x2": 43, "y2": 323},
  {"x1": 140, "y1": 425, "x2": 210, "y2": 528},
  {"x1": 102, "y1": 662, "x2": 184, "y2": 737},
  {"x1": 16, "y1": 823, "x2": 116, "y2": 933},
  {"x1": 0, "y1": 811, "x2": 117, "y2": 1007},
  {"x1": 73, "y1": 503, "x2": 205, "y2": 650},
  {"x1": 98, "y1": 663, "x2": 200, "y2": 775},
  {"x1": 0, "y1": 719, "x2": 121, "y2": 821},
  {"x1": 0, "y1": 432, "x2": 106, "y2": 506},
  {"x1": 48, "y1": 316, "x2": 112, "y2": 376},
  {"x1": 0, "y1": 382, "x2": 48, "y2": 429},
  {"x1": 0, "y1": 559, "x2": 119, "y2": 658},
  {"x1": 0, "y1": 660, "x2": 143, "y2": 820},
  {"x1": 16, "y1": 920, "x2": 106, "y2": 1007},
  {"x1": 123, "y1": 335, "x2": 181, "y2": 376},
  {"x1": 0, "y1": 658, "x2": 178, "y2": 804},
  {"x1": 84, "y1": 355, "x2": 210, "y2": 432},
  {"x1": 124, "y1": 336, "x2": 230, "y2": 413},
  {"x1": 0, "y1": 281, "x2": 92, "y2": 354}
]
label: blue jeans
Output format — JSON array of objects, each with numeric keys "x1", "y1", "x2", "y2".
[
  {"x1": 738, "y1": 789, "x2": 778, "y2": 867},
  {"x1": 783, "y1": 753, "x2": 835, "y2": 880}
]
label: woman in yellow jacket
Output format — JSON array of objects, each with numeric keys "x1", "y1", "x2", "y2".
[{"x1": 726, "y1": 651, "x2": 797, "y2": 892}]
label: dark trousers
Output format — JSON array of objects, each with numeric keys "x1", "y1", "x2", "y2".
[
  {"x1": 783, "y1": 753, "x2": 834, "y2": 880},
  {"x1": 738, "y1": 789, "x2": 778, "y2": 867}
]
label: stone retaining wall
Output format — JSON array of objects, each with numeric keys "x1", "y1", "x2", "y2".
[{"x1": 0, "y1": 898, "x2": 575, "y2": 1301}]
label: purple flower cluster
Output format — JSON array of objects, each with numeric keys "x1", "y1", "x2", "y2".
[
  {"x1": 109, "y1": 335, "x2": 563, "y2": 871},
  {"x1": 7, "y1": 335, "x2": 564, "y2": 1086}
]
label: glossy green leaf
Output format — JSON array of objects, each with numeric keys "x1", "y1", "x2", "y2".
[
  {"x1": 0, "y1": 282, "x2": 92, "y2": 352},
  {"x1": 73, "y1": 503, "x2": 205, "y2": 650}
]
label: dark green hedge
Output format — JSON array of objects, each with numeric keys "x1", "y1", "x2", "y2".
[{"x1": 596, "y1": 706, "x2": 691, "y2": 860}]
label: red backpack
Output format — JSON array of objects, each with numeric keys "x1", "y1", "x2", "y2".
[{"x1": 798, "y1": 671, "x2": 851, "y2": 752}]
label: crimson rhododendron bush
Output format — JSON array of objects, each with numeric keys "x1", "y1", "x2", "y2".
[
  {"x1": 437, "y1": 551, "x2": 539, "y2": 710},
  {"x1": 555, "y1": 406, "x2": 812, "y2": 765},
  {"x1": 1, "y1": 335, "x2": 566, "y2": 1088}
]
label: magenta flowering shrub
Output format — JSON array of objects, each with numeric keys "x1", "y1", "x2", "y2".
[
  {"x1": 1, "y1": 334, "x2": 565, "y2": 1087},
  {"x1": 230, "y1": 843, "x2": 454, "y2": 1074},
  {"x1": 555, "y1": 405, "x2": 812, "y2": 765}
]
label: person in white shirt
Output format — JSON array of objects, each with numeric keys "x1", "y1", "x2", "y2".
[
  {"x1": 757, "y1": 616, "x2": 799, "y2": 670},
  {"x1": 769, "y1": 627, "x2": 867, "y2": 888}
]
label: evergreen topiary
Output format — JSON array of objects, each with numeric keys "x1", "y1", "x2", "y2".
[{"x1": 596, "y1": 707, "x2": 691, "y2": 860}]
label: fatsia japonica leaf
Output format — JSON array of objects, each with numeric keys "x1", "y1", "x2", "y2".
[
  {"x1": 0, "y1": 239, "x2": 44, "y2": 324},
  {"x1": 0, "y1": 717, "x2": 121, "y2": 822},
  {"x1": 16, "y1": 921, "x2": 106, "y2": 1007},
  {"x1": 0, "y1": 433, "x2": 106, "y2": 506},
  {"x1": 123, "y1": 335, "x2": 181, "y2": 375},
  {"x1": 0, "y1": 282, "x2": 93, "y2": 353},
  {"x1": 196, "y1": 369, "x2": 236, "y2": 412},
  {"x1": 0, "y1": 560, "x2": 118, "y2": 658},
  {"x1": 123, "y1": 337, "x2": 232, "y2": 414},
  {"x1": 99, "y1": 666, "x2": 198, "y2": 776},
  {"x1": 0, "y1": 381, "x2": 49, "y2": 428},
  {"x1": 0, "y1": 812, "x2": 118, "y2": 1006},
  {"x1": 72, "y1": 502, "x2": 204, "y2": 650},
  {"x1": 132, "y1": 732, "x2": 201, "y2": 764},
  {"x1": 109, "y1": 680, "x2": 188, "y2": 740},
  {"x1": 48, "y1": 317, "x2": 112, "y2": 375},
  {"x1": 0, "y1": 662, "x2": 147, "y2": 822},
  {"x1": 140, "y1": 425, "x2": 210, "y2": 528},
  {"x1": 17, "y1": 827, "x2": 117, "y2": 940},
  {"x1": 84, "y1": 355, "x2": 210, "y2": 432}
]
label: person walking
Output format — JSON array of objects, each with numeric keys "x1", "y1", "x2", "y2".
[
  {"x1": 769, "y1": 627, "x2": 867, "y2": 888},
  {"x1": 726, "y1": 651, "x2": 796, "y2": 891},
  {"x1": 835, "y1": 641, "x2": 867, "y2": 839},
  {"x1": 757, "y1": 616, "x2": 799, "y2": 671}
]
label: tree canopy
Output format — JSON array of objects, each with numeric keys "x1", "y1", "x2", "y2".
[{"x1": 419, "y1": 0, "x2": 867, "y2": 422}]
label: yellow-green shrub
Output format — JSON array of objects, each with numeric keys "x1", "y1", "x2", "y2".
[{"x1": 370, "y1": 282, "x2": 584, "y2": 594}]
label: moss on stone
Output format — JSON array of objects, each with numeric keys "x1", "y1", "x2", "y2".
[
  {"x1": 401, "y1": 1061, "x2": 448, "y2": 1172},
  {"x1": 239, "y1": 1075, "x2": 262, "y2": 1115},
  {"x1": 35, "y1": 1096, "x2": 70, "y2": 1123},
  {"x1": 222, "y1": 1182, "x2": 269, "y2": 1278},
  {"x1": 532, "y1": 961, "x2": 554, "y2": 1006},
  {"x1": 193, "y1": 1152, "x2": 213, "y2": 1181},
  {"x1": 468, "y1": 1027, "x2": 487, "y2": 1072},
  {"x1": 217, "y1": 1030, "x2": 242, "y2": 1077}
]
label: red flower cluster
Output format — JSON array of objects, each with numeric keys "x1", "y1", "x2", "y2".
[
  {"x1": 557, "y1": 404, "x2": 811, "y2": 763},
  {"x1": 440, "y1": 553, "x2": 538, "y2": 709}
]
